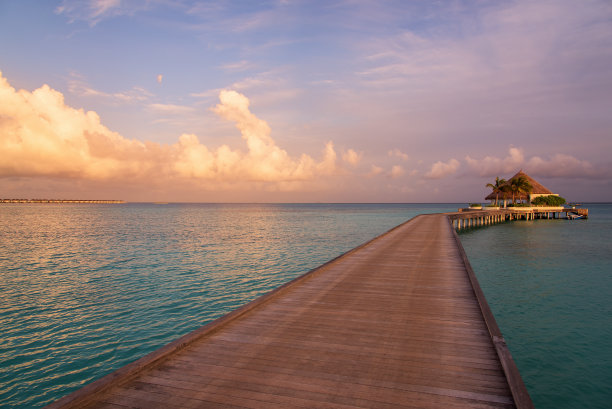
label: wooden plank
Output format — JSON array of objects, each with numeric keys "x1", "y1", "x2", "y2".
[
  {"x1": 161, "y1": 355, "x2": 512, "y2": 395},
  {"x1": 45, "y1": 213, "x2": 531, "y2": 409}
]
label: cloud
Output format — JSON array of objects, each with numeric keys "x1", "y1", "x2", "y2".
[
  {"x1": 389, "y1": 165, "x2": 405, "y2": 179},
  {"x1": 219, "y1": 60, "x2": 254, "y2": 72},
  {"x1": 465, "y1": 147, "x2": 525, "y2": 177},
  {"x1": 342, "y1": 149, "x2": 362, "y2": 166},
  {"x1": 68, "y1": 73, "x2": 152, "y2": 103},
  {"x1": 225, "y1": 71, "x2": 303, "y2": 107},
  {"x1": 525, "y1": 154, "x2": 599, "y2": 178},
  {"x1": 148, "y1": 103, "x2": 196, "y2": 115},
  {"x1": 368, "y1": 165, "x2": 384, "y2": 177},
  {"x1": 56, "y1": 0, "x2": 150, "y2": 26},
  {"x1": 354, "y1": 0, "x2": 612, "y2": 138},
  {"x1": 0, "y1": 72, "x2": 341, "y2": 189},
  {"x1": 465, "y1": 147, "x2": 603, "y2": 178},
  {"x1": 388, "y1": 149, "x2": 409, "y2": 161},
  {"x1": 425, "y1": 158, "x2": 460, "y2": 179}
]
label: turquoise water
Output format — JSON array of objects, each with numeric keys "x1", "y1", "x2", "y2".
[
  {"x1": 458, "y1": 203, "x2": 612, "y2": 409},
  {"x1": 0, "y1": 203, "x2": 457, "y2": 408},
  {"x1": 1, "y1": 203, "x2": 610, "y2": 408}
]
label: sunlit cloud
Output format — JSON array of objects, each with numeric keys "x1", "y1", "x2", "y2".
[
  {"x1": 226, "y1": 71, "x2": 303, "y2": 106},
  {"x1": 465, "y1": 147, "x2": 525, "y2": 177},
  {"x1": 466, "y1": 147, "x2": 603, "y2": 178},
  {"x1": 8, "y1": 0, "x2": 611, "y2": 201},
  {"x1": 388, "y1": 149, "x2": 409, "y2": 161},
  {"x1": 368, "y1": 165, "x2": 384, "y2": 177},
  {"x1": 148, "y1": 103, "x2": 196, "y2": 115},
  {"x1": 342, "y1": 149, "x2": 362, "y2": 166},
  {"x1": 525, "y1": 154, "x2": 600, "y2": 178},
  {"x1": 0, "y1": 73, "x2": 342, "y2": 190},
  {"x1": 389, "y1": 165, "x2": 405, "y2": 179},
  {"x1": 425, "y1": 158, "x2": 460, "y2": 179}
]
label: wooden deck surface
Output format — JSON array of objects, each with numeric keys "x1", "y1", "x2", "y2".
[{"x1": 47, "y1": 214, "x2": 529, "y2": 409}]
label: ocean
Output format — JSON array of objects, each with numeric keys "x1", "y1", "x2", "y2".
[
  {"x1": 0, "y1": 203, "x2": 610, "y2": 408},
  {"x1": 458, "y1": 203, "x2": 612, "y2": 409}
]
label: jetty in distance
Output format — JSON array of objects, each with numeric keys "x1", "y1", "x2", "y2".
[
  {"x1": 46, "y1": 213, "x2": 534, "y2": 409},
  {"x1": 449, "y1": 206, "x2": 588, "y2": 230},
  {"x1": 0, "y1": 199, "x2": 125, "y2": 204}
]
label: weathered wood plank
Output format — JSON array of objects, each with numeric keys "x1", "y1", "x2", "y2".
[{"x1": 160, "y1": 356, "x2": 512, "y2": 395}]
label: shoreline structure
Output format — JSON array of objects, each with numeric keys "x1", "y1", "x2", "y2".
[
  {"x1": 45, "y1": 211, "x2": 544, "y2": 409},
  {"x1": 0, "y1": 199, "x2": 125, "y2": 204},
  {"x1": 450, "y1": 206, "x2": 588, "y2": 228}
]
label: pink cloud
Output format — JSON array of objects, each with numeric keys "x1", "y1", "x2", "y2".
[
  {"x1": 368, "y1": 165, "x2": 384, "y2": 177},
  {"x1": 389, "y1": 165, "x2": 405, "y2": 179},
  {"x1": 342, "y1": 149, "x2": 362, "y2": 166},
  {"x1": 0, "y1": 72, "x2": 343, "y2": 191},
  {"x1": 526, "y1": 154, "x2": 601, "y2": 178},
  {"x1": 388, "y1": 149, "x2": 409, "y2": 161},
  {"x1": 465, "y1": 147, "x2": 525, "y2": 177},
  {"x1": 425, "y1": 158, "x2": 460, "y2": 179},
  {"x1": 465, "y1": 147, "x2": 604, "y2": 178}
]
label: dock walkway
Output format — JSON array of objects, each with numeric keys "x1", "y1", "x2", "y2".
[{"x1": 47, "y1": 214, "x2": 531, "y2": 409}]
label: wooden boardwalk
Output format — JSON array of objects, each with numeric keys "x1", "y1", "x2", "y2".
[{"x1": 47, "y1": 214, "x2": 532, "y2": 409}]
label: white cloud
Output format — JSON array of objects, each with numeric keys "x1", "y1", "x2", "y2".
[
  {"x1": 425, "y1": 158, "x2": 460, "y2": 179},
  {"x1": 0, "y1": 72, "x2": 343, "y2": 189}
]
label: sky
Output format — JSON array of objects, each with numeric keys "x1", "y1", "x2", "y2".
[{"x1": 1, "y1": 0, "x2": 611, "y2": 202}]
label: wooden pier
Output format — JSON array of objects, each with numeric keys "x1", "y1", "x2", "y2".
[
  {"x1": 46, "y1": 214, "x2": 532, "y2": 409},
  {"x1": 449, "y1": 207, "x2": 588, "y2": 229}
]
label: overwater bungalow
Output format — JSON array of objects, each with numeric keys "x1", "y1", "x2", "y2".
[{"x1": 485, "y1": 170, "x2": 559, "y2": 206}]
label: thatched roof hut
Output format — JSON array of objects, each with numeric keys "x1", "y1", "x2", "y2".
[{"x1": 485, "y1": 170, "x2": 555, "y2": 202}]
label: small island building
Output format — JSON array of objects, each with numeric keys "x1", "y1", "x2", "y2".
[{"x1": 485, "y1": 170, "x2": 559, "y2": 206}]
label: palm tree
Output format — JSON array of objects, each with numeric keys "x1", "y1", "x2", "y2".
[
  {"x1": 500, "y1": 184, "x2": 511, "y2": 207},
  {"x1": 486, "y1": 177, "x2": 507, "y2": 206},
  {"x1": 508, "y1": 175, "x2": 533, "y2": 204}
]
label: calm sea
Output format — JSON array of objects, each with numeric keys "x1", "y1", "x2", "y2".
[
  {"x1": 0, "y1": 203, "x2": 609, "y2": 408},
  {"x1": 459, "y1": 203, "x2": 612, "y2": 409}
]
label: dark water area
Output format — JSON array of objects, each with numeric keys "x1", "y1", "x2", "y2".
[{"x1": 458, "y1": 203, "x2": 612, "y2": 409}]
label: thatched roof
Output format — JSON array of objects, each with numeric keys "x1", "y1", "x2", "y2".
[{"x1": 485, "y1": 170, "x2": 554, "y2": 200}]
